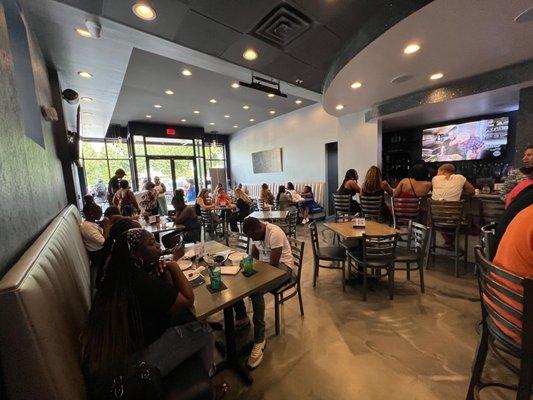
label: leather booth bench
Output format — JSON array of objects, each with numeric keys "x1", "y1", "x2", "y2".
[{"x1": 0, "y1": 205, "x2": 213, "y2": 400}]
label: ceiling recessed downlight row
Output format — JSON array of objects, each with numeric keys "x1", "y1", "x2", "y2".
[{"x1": 132, "y1": 1, "x2": 156, "y2": 21}]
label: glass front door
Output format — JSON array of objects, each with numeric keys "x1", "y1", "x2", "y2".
[{"x1": 147, "y1": 157, "x2": 198, "y2": 209}]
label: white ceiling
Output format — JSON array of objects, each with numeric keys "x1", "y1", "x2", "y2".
[
  {"x1": 323, "y1": 0, "x2": 533, "y2": 116},
  {"x1": 20, "y1": 0, "x2": 320, "y2": 138}
]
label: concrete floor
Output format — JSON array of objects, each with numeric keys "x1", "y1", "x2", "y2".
[{"x1": 212, "y1": 223, "x2": 518, "y2": 400}]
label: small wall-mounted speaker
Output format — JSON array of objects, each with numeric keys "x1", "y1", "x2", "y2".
[{"x1": 41, "y1": 105, "x2": 58, "y2": 121}]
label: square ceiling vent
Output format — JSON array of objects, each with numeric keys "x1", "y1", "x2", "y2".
[{"x1": 252, "y1": 4, "x2": 312, "y2": 49}]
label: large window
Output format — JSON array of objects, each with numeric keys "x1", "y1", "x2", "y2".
[
  {"x1": 81, "y1": 139, "x2": 132, "y2": 194},
  {"x1": 204, "y1": 141, "x2": 227, "y2": 188}
]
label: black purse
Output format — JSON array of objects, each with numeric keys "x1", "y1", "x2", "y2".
[{"x1": 89, "y1": 361, "x2": 163, "y2": 400}]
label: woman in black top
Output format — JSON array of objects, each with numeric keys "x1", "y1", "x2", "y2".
[
  {"x1": 81, "y1": 228, "x2": 214, "y2": 398},
  {"x1": 337, "y1": 169, "x2": 362, "y2": 214},
  {"x1": 229, "y1": 188, "x2": 252, "y2": 231},
  {"x1": 167, "y1": 189, "x2": 201, "y2": 244}
]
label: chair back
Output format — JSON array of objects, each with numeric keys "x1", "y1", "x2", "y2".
[
  {"x1": 392, "y1": 197, "x2": 420, "y2": 229},
  {"x1": 474, "y1": 247, "x2": 533, "y2": 351},
  {"x1": 200, "y1": 209, "x2": 216, "y2": 231},
  {"x1": 407, "y1": 221, "x2": 430, "y2": 259},
  {"x1": 250, "y1": 198, "x2": 259, "y2": 212},
  {"x1": 362, "y1": 233, "x2": 398, "y2": 264},
  {"x1": 271, "y1": 200, "x2": 280, "y2": 211},
  {"x1": 309, "y1": 221, "x2": 321, "y2": 258},
  {"x1": 235, "y1": 234, "x2": 250, "y2": 253},
  {"x1": 480, "y1": 222, "x2": 497, "y2": 260},
  {"x1": 285, "y1": 210, "x2": 298, "y2": 238},
  {"x1": 288, "y1": 238, "x2": 305, "y2": 285},
  {"x1": 333, "y1": 194, "x2": 352, "y2": 221},
  {"x1": 480, "y1": 198, "x2": 505, "y2": 225},
  {"x1": 360, "y1": 194, "x2": 383, "y2": 221},
  {"x1": 427, "y1": 199, "x2": 464, "y2": 227}
]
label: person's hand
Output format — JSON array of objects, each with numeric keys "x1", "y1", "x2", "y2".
[{"x1": 157, "y1": 259, "x2": 179, "y2": 276}]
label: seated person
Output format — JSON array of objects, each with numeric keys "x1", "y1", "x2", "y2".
[
  {"x1": 276, "y1": 185, "x2": 293, "y2": 211},
  {"x1": 260, "y1": 183, "x2": 275, "y2": 206},
  {"x1": 229, "y1": 188, "x2": 252, "y2": 232},
  {"x1": 361, "y1": 166, "x2": 393, "y2": 220},
  {"x1": 337, "y1": 169, "x2": 361, "y2": 214},
  {"x1": 431, "y1": 163, "x2": 475, "y2": 201},
  {"x1": 490, "y1": 204, "x2": 533, "y2": 344},
  {"x1": 232, "y1": 218, "x2": 293, "y2": 369},
  {"x1": 504, "y1": 166, "x2": 533, "y2": 208},
  {"x1": 196, "y1": 188, "x2": 220, "y2": 231},
  {"x1": 393, "y1": 164, "x2": 432, "y2": 198},
  {"x1": 80, "y1": 195, "x2": 108, "y2": 264},
  {"x1": 500, "y1": 145, "x2": 533, "y2": 201},
  {"x1": 166, "y1": 189, "x2": 201, "y2": 245},
  {"x1": 300, "y1": 185, "x2": 319, "y2": 224},
  {"x1": 286, "y1": 182, "x2": 302, "y2": 202},
  {"x1": 215, "y1": 188, "x2": 235, "y2": 208},
  {"x1": 140, "y1": 181, "x2": 159, "y2": 216},
  {"x1": 81, "y1": 228, "x2": 216, "y2": 398},
  {"x1": 113, "y1": 179, "x2": 141, "y2": 215}
]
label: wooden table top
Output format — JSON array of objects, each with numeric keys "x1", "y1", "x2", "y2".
[
  {"x1": 248, "y1": 210, "x2": 288, "y2": 220},
  {"x1": 191, "y1": 241, "x2": 287, "y2": 320},
  {"x1": 142, "y1": 220, "x2": 186, "y2": 234},
  {"x1": 323, "y1": 220, "x2": 397, "y2": 238}
]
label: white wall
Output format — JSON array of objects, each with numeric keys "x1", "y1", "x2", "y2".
[{"x1": 229, "y1": 103, "x2": 380, "y2": 186}]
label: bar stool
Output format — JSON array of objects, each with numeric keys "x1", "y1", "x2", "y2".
[
  {"x1": 479, "y1": 198, "x2": 505, "y2": 225},
  {"x1": 426, "y1": 199, "x2": 468, "y2": 277},
  {"x1": 391, "y1": 197, "x2": 421, "y2": 241}
]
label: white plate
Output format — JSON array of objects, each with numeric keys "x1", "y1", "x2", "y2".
[
  {"x1": 185, "y1": 270, "x2": 200, "y2": 281},
  {"x1": 178, "y1": 259, "x2": 193, "y2": 271},
  {"x1": 228, "y1": 252, "x2": 246, "y2": 265}
]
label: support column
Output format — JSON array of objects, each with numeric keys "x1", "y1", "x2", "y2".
[{"x1": 515, "y1": 86, "x2": 533, "y2": 165}]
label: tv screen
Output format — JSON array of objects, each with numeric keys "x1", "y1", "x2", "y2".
[{"x1": 421, "y1": 116, "x2": 509, "y2": 162}]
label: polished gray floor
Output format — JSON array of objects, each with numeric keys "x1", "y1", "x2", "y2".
[{"x1": 213, "y1": 223, "x2": 517, "y2": 400}]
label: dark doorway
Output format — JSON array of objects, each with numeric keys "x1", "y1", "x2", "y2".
[{"x1": 325, "y1": 142, "x2": 338, "y2": 216}]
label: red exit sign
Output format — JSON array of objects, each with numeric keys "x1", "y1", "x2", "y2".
[{"x1": 166, "y1": 128, "x2": 176, "y2": 135}]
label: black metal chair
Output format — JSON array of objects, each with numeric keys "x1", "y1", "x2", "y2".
[
  {"x1": 347, "y1": 233, "x2": 398, "y2": 300},
  {"x1": 271, "y1": 237, "x2": 305, "y2": 336},
  {"x1": 309, "y1": 222, "x2": 347, "y2": 291},
  {"x1": 391, "y1": 197, "x2": 421, "y2": 240},
  {"x1": 333, "y1": 194, "x2": 353, "y2": 222},
  {"x1": 480, "y1": 198, "x2": 505, "y2": 226},
  {"x1": 200, "y1": 209, "x2": 220, "y2": 241},
  {"x1": 360, "y1": 194, "x2": 383, "y2": 221},
  {"x1": 234, "y1": 233, "x2": 250, "y2": 253},
  {"x1": 480, "y1": 222, "x2": 497, "y2": 261},
  {"x1": 466, "y1": 247, "x2": 533, "y2": 400},
  {"x1": 426, "y1": 199, "x2": 468, "y2": 277},
  {"x1": 394, "y1": 221, "x2": 430, "y2": 293},
  {"x1": 278, "y1": 210, "x2": 297, "y2": 238}
]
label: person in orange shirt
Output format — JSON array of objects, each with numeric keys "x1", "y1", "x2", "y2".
[{"x1": 489, "y1": 205, "x2": 533, "y2": 344}]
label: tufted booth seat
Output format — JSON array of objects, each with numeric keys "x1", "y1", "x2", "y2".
[
  {"x1": 243, "y1": 182, "x2": 326, "y2": 217},
  {"x1": 0, "y1": 205, "x2": 213, "y2": 400}
]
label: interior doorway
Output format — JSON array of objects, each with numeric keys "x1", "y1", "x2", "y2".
[{"x1": 325, "y1": 142, "x2": 338, "y2": 216}]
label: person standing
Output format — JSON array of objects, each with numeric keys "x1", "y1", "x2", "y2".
[
  {"x1": 500, "y1": 145, "x2": 533, "y2": 201},
  {"x1": 113, "y1": 180, "x2": 141, "y2": 215},
  {"x1": 91, "y1": 178, "x2": 107, "y2": 205},
  {"x1": 154, "y1": 176, "x2": 167, "y2": 215},
  {"x1": 107, "y1": 168, "x2": 126, "y2": 205}
]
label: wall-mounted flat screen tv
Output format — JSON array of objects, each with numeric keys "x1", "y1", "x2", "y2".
[{"x1": 421, "y1": 116, "x2": 509, "y2": 162}]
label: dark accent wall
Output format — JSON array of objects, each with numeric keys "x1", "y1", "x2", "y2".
[
  {"x1": 516, "y1": 86, "x2": 533, "y2": 164},
  {"x1": 0, "y1": 0, "x2": 68, "y2": 277}
]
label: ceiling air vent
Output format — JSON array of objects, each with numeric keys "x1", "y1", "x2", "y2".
[{"x1": 252, "y1": 4, "x2": 312, "y2": 49}]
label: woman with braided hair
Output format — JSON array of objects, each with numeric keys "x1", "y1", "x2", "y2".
[{"x1": 81, "y1": 227, "x2": 225, "y2": 398}]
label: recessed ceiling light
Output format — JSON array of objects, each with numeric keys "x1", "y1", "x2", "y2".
[
  {"x1": 75, "y1": 28, "x2": 92, "y2": 38},
  {"x1": 267, "y1": 93, "x2": 275, "y2": 98},
  {"x1": 403, "y1": 43, "x2": 420, "y2": 54},
  {"x1": 193, "y1": 110, "x2": 200, "y2": 114},
  {"x1": 249, "y1": 118, "x2": 255, "y2": 122},
  {"x1": 209, "y1": 99, "x2": 217, "y2": 104},
  {"x1": 132, "y1": 1, "x2": 156, "y2": 21},
  {"x1": 295, "y1": 99, "x2": 302, "y2": 104},
  {"x1": 224, "y1": 115, "x2": 230, "y2": 118},
  {"x1": 181, "y1": 69, "x2": 192, "y2": 76},
  {"x1": 78, "y1": 71, "x2": 92, "y2": 79},
  {"x1": 335, "y1": 104, "x2": 344, "y2": 110},
  {"x1": 233, "y1": 125, "x2": 238, "y2": 128},
  {"x1": 209, "y1": 122, "x2": 215, "y2": 126},
  {"x1": 430, "y1": 72, "x2": 444, "y2": 80},
  {"x1": 350, "y1": 81, "x2": 362, "y2": 89},
  {"x1": 83, "y1": 112, "x2": 93, "y2": 116},
  {"x1": 180, "y1": 119, "x2": 186, "y2": 122},
  {"x1": 390, "y1": 74, "x2": 414, "y2": 84},
  {"x1": 231, "y1": 82, "x2": 240, "y2": 88},
  {"x1": 269, "y1": 110, "x2": 276, "y2": 114},
  {"x1": 243, "y1": 48, "x2": 258, "y2": 61},
  {"x1": 295, "y1": 78, "x2": 303, "y2": 85},
  {"x1": 81, "y1": 97, "x2": 93, "y2": 102},
  {"x1": 154, "y1": 104, "x2": 162, "y2": 108},
  {"x1": 242, "y1": 105, "x2": 249, "y2": 110},
  {"x1": 164, "y1": 89, "x2": 174, "y2": 95},
  {"x1": 146, "y1": 115, "x2": 152, "y2": 118}
]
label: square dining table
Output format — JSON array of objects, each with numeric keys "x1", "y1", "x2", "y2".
[{"x1": 247, "y1": 210, "x2": 289, "y2": 221}]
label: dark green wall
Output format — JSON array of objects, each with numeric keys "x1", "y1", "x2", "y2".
[{"x1": 0, "y1": 0, "x2": 68, "y2": 277}]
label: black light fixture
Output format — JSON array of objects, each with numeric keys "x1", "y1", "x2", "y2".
[{"x1": 239, "y1": 73, "x2": 287, "y2": 98}]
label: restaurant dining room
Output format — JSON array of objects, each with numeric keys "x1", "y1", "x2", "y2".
[{"x1": 1, "y1": 0, "x2": 533, "y2": 399}]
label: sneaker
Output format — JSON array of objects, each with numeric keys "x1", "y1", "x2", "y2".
[
  {"x1": 235, "y1": 316, "x2": 251, "y2": 330},
  {"x1": 247, "y1": 340, "x2": 266, "y2": 369}
]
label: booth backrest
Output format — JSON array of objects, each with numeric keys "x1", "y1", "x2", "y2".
[
  {"x1": 243, "y1": 182, "x2": 326, "y2": 207},
  {"x1": 0, "y1": 205, "x2": 91, "y2": 400}
]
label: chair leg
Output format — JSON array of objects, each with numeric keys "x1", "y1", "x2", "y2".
[
  {"x1": 313, "y1": 260, "x2": 318, "y2": 288},
  {"x1": 418, "y1": 259, "x2": 425, "y2": 293},
  {"x1": 454, "y1": 230, "x2": 460, "y2": 278},
  {"x1": 517, "y1": 353, "x2": 533, "y2": 400},
  {"x1": 362, "y1": 266, "x2": 367, "y2": 301},
  {"x1": 341, "y1": 261, "x2": 346, "y2": 292},
  {"x1": 466, "y1": 325, "x2": 489, "y2": 400},
  {"x1": 297, "y1": 286, "x2": 304, "y2": 316},
  {"x1": 274, "y1": 296, "x2": 280, "y2": 336},
  {"x1": 464, "y1": 230, "x2": 469, "y2": 272},
  {"x1": 406, "y1": 261, "x2": 411, "y2": 281},
  {"x1": 425, "y1": 230, "x2": 434, "y2": 270},
  {"x1": 388, "y1": 264, "x2": 395, "y2": 300}
]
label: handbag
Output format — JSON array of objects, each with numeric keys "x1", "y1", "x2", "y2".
[{"x1": 89, "y1": 360, "x2": 163, "y2": 400}]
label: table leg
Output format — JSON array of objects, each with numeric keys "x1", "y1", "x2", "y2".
[{"x1": 224, "y1": 212, "x2": 229, "y2": 246}]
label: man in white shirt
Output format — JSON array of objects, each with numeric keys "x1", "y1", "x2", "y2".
[
  {"x1": 79, "y1": 198, "x2": 108, "y2": 263},
  {"x1": 431, "y1": 163, "x2": 475, "y2": 201},
  {"x1": 233, "y1": 217, "x2": 293, "y2": 369}
]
